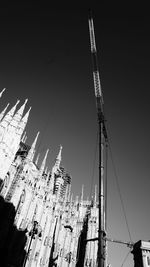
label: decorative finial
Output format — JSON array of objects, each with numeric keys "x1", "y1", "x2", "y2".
[
  {"x1": 81, "y1": 184, "x2": 84, "y2": 203},
  {"x1": 11, "y1": 99, "x2": 20, "y2": 115},
  {"x1": 17, "y1": 107, "x2": 31, "y2": 136},
  {"x1": 27, "y1": 131, "x2": 40, "y2": 161},
  {"x1": 9, "y1": 99, "x2": 20, "y2": 116},
  {"x1": 39, "y1": 149, "x2": 49, "y2": 175},
  {"x1": 22, "y1": 107, "x2": 32, "y2": 122},
  {"x1": 14, "y1": 99, "x2": 28, "y2": 121},
  {"x1": 45, "y1": 167, "x2": 48, "y2": 174},
  {"x1": 16, "y1": 99, "x2": 20, "y2": 106},
  {"x1": 0, "y1": 100, "x2": 20, "y2": 129},
  {"x1": 54, "y1": 145, "x2": 63, "y2": 169},
  {"x1": 68, "y1": 184, "x2": 71, "y2": 202},
  {"x1": 24, "y1": 135, "x2": 27, "y2": 143},
  {"x1": 0, "y1": 103, "x2": 10, "y2": 121},
  {"x1": 21, "y1": 131, "x2": 26, "y2": 142},
  {"x1": 28, "y1": 106, "x2": 32, "y2": 112},
  {"x1": 35, "y1": 153, "x2": 40, "y2": 165},
  {"x1": 0, "y1": 88, "x2": 6, "y2": 98}
]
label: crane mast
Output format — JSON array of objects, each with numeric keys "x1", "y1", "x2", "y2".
[{"x1": 88, "y1": 12, "x2": 108, "y2": 267}]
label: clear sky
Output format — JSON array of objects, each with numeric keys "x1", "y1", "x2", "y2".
[{"x1": 0, "y1": 6, "x2": 150, "y2": 266}]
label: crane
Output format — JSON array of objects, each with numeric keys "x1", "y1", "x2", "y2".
[{"x1": 88, "y1": 10, "x2": 108, "y2": 267}]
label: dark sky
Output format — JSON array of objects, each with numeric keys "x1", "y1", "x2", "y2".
[{"x1": 0, "y1": 6, "x2": 150, "y2": 266}]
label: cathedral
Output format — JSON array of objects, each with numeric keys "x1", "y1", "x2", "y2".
[{"x1": 0, "y1": 88, "x2": 98, "y2": 267}]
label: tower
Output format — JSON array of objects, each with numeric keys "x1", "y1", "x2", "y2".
[
  {"x1": 0, "y1": 103, "x2": 9, "y2": 121},
  {"x1": 88, "y1": 11, "x2": 108, "y2": 267}
]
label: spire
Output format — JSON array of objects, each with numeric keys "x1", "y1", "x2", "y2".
[
  {"x1": 39, "y1": 149, "x2": 49, "y2": 176},
  {"x1": 70, "y1": 193, "x2": 73, "y2": 205},
  {"x1": 0, "y1": 100, "x2": 20, "y2": 141},
  {"x1": 10, "y1": 99, "x2": 28, "y2": 128},
  {"x1": 67, "y1": 184, "x2": 71, "y2": 202},
  {"x1": 47, "y1": 170, "x2": 50, "y2": 177},
  {"x1": 63, "y1": 186, "x2": 68, "y2": 208},
  {"x1": 76, "y1": 195, "x2": 79, "y2": 207},
  {"x1": 27, "y1": 131, "x2": 40, "y2": 161},
  {"x1": 8, "y1": 108, "x2": 30, "y2": 159},
  {"x1": 7, "y1": 100, "x2": 20, "y2": 117},
  {"x1": 0, "y1": 103, "x2": 9, "y2": 121},
  {"x1": 0, "y1": 100, "x2": 20, "y2": 128},
  {"x1": 24, "y1": 135, "x2": 27, "y2": 143},
  {"x1": 0, "y1": 88, "x2": 6, "y2": 98},
  {"x1": 20, "y1": 106, "x2": 31, "y2": 130},
  {"x1": 45, "y1": 166, "x2": 48, "y2": 174},
  {"x1": 21, "y1": 131, "x2": 26, "y2": 143},
  {"x1": 54, "y1": 145, "x2": 62, "y2": 169},
  {"x1": 46, "y1": 170, "x2": 51, "y2": 183},
  {"x1": 17, "y1": 107, "x2": 31, "y2": 135},
  {"x1": 35, "y1": 153, "x2": 40, "y2": 165},
  {"x1": 81, "y1": 184, "x2": 84, "y2": 204},
  {"x1": 17, "y1": 99, "x2": 28, "y2": 117}
]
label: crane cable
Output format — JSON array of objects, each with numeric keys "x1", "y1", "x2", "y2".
[
  {"x1": 120, "y1": 250, "x2": 131, "y2": 267},
  {"x1": 88, "y1": 108, "x2": 132, "y2": 244},
  {"x1": 106, "y1": 124, "x2": 133, "y2": 244}
]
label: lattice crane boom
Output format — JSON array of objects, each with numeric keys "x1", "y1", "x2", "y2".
[
  {"x1": 88, "y1": 10, "x2": 108, "y2": 267},
  {"x1": 88, "y1": 16, "x2": 103, "y2": 101}
]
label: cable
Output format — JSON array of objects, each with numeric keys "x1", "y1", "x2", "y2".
[
  {"x1": 106, "y1": 125, "x2": 133, "y2": 244},
  {"x1": 120, "y1": 250, "x2": 130, "y2": 267}
]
